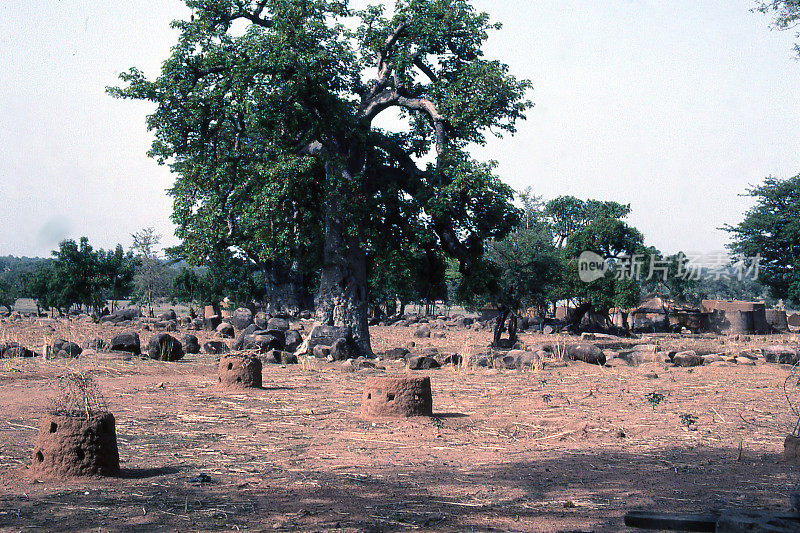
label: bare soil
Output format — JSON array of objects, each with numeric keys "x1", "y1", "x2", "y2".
[{"x1": 0, "y1": 320, "x2": 799, "y2": 532}]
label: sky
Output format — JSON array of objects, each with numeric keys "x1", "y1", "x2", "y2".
[{"x1": 0, "y1": 1, "x2": 798, "y2": 258}]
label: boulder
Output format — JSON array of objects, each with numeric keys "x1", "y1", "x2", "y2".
[
  {"x1": 153, "y1": 320, "x2": 177, "y2": 332},
  {"x1": 203, "y1": 341, "x2": 230, "y2": 355},
  {"x1": 413, "y1": 325, "x2": 431, "y2": 338},
  {"x1": 267, "y1": 317, "x2": 290, "y2": 331},
  {"x1": 52, "y1": 339, "x2": 82, "y2": 358},
  {"x1": 382, "y1": 347, "x2": 410, "y2": 360},
  {"x1": 254, "y1": 311, "x2": 269, "y2": 329},
  {"x1": 180, "y1": 334, "x2": 200, "y2": 354},
  {"x1": 3, "y1": 346, "x2": 36, "y2": 358},
  {"x1": 406, "y1": 355, "x2": 441, "y2": 370},
  {"x1": 762, "y1": 345, "x2": 799, "y2": 365},
  {"x1": 330, "y1": 338, "x2": 352, "y2": 361},
  {"x1": 261, "y1": 349, "x2": 298, "y2": 365},
  {"x1": 147, "y1": 333, "x2": 185, "y2": 361},
  {"x1": 673, "y1": 350, "x2": 703, "y2": 367},
  {"x1": 231, "y1": 308, "x2": 254, "y2": 330},
  {"x1": 205, "y1": 315, "x2": 222, "y2": 331},
  {"x1": 234, "y1": 331, "x2": 283, "y2": 353},
  {"x1": 566, "y1": 344, "x2": 606, "y2": 365},
  {"x1": 159, "y1": 309, "x2": 177, "y2": 322},
  {"x1": 284, "y1": 330, "x2": 302, "y2": 352},
  {"x1": 110, "y1": 331, "x2": 141, "y2": 355},
  {"x1": 308, "y1": 325, "x2": 352, "y2": 352},
  {"x1": 313, "y1": 345, "x2": 331, "y2": 358},
  {"x1": 216, "y1": 322, "x2": 235, "y2": 339}
]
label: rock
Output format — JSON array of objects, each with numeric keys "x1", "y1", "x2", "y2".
[
  {"x1": 702, "y1": 354, "x2": 724, "y2": 364},
  {"x1": 202, "y1": 341, "x2": 230, "y2": 355},
  {"x1": 231, "y1": 308, "x2": 254, "y2": 330},
  {"x1": 330, "y1": 338, "x2": 352, "y2": 361},
  {"x1": 100, "y1": 307, "x2": 140, "y2": 324},
  {"x1": 342, "y1": 358, "x2": 377, "y2": 372},
  {"x1": 267, "y1": 317, "x2": 290, "y2": 331},
  {"x1": 435, "y1": 353, "x2": 463, "y2": 366},
  {"x1": 406, "y1": 355, "x2": 441, "y2": 370},
  {"x1": 153, "y1": 320, "x2": 177, "y2": 332},
  {"x1": 543, "y1": 325, "x2": 556, "y2": 335},
  {"x1": 312, "y1": 345, "x2": 331, "y2": 358},
  {"x1": 382, "y1": 347, "x2": 410, "y2": 360},
  {"x1": 432, "y1": 331, "x2": 446, "y2": 339},
  {"x1": 284, "y1": 330, "x2": 302, "y2": 352},
  {"x1": 236, "y1": 332, "x2": 283, "y2": 353},
  {"x1": 216, "y1": 322, "x2": 235, "y2": 338},
  {"x1": 180, "y1": 334, "x2": 200, "y2": 354},
  {"x1": 191, "y1": 318, "x2": 205, "y2": 330},
  {"x1": 455, "y1": 316, "x2": 474, "y2": 328},
  {"x1": 82, "y1": 337, "x2": 108, "y2": 351},
  {"x1": 261, "y1": 349, "x2": 298, "y2": 365},
  {"x1": 413, "y1": 325, "x2": 431, "y2": 338},
  {"x1": 737, "y1": 350, "x2": 759, "y2": 360},
  {"x1": 673, "y1": 350, "x2": 702, "y2": 367},
  {"x1": 308, "y1": 325, "x2": 352, "y2": 352},
  {"x1": 147, "y1": 333, "x2": 185, "y2": 361},
  {"x1": 3, "y1": 346, "x2": 35, "y2": 358},
  {"x1": 159, "y1": 310, "x2": 177, "y2": 322},
  {"x1": 110, "y1": 331, "x2": 141, "y2": 355},
  {"x1": 622, "y1": 350, "x2": 666, "y2": 366},
  {"x1": 566, "y1": 344, "x2": 606, "y2": 365},
  {"x1": 762, "y1": 345, "x2": 799, "y2": 365},
  {"x1": 254, "y1": 312, "x2": 269, "y2": 329},
  {"x1": 52, "y1": 339, "x2": 82, "y2": 358}
]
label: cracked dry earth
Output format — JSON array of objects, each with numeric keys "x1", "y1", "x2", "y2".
[{"x1": 0, "y1": 325, "x2": 799, "y2": 532}]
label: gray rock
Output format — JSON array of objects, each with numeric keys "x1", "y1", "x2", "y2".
[
  {"x1": 313, "y1": 345, "x2": 331, "y2": 358},
  {"x1": 267, "y1": 317, "x2": 290, "y2": 331},
  {"x1": 762, "y1": 345, "x2": 799, "y2": 365},
  {"x1": 407, "y1": 355, "x2": 440, "y2": 370},
  {"x1": 147, "y1": 333, "x2": 185, "y2": 361},
  {"x1": 232, "y1": 307, "x2": 254, "y2": 330},
  {"x1": 254, "y1": 311, "x2": 269, "y2": 329},
  {"x1": 673, "y1": 350, "x2": 703, "y2": 367},
  {"x1": 413, "y1": 325, "x2": 431, "y2": 338},
  {"x1": 216, "y1": 322, "x2": 235, "y2": 338},
  {"x1": 308, "y1": 325, "x2": 352, "y2": 352},
  {"x1": 284, "y1": 330, "x2": 302, "y2": 352},
  {"x1": 52, "y1": 339, "x2": 82, "y2": 358},
  {"x1": 181, "y1": 334, "x2": 200, "y2": 354},
  {"x1": 159, "y1": 309, "x2": 177, "y2": 322},
  {"x1": 203, "y1": 341, "x2": 229, "y2": 355},
  {"x1": 110, "y1": 331, "x2": 141, "y2": 355},
  {"x1": 566, "y1": 343, "x2": 606, "y2": 365},
  {"x1": 382, "y1": 347, "x2": 410, "y2": 360}
]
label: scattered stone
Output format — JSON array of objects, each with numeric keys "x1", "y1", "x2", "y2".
[
  {"x1": 3, "y1": 346, "x2": 35, "y2": 358},
  {"x1": 361, "y1": 376, "x2": 433, "y2": 418},
  {"x1": 202, "y1": 341, "x2": 230, "y2": 355},
  {"x1": 52, "y1": 339, "x2": 82, "y2": 358},
  {"x1": 702, "y1": 354, "x2": 724, "y2": 364},
  {"x1": 673, "y1": 350, "x2": 702, "y2": 367},
  {"x1": 284, "y1": 330, "x2": 302, "y2": 352},
  {"x1": 110, "y1": 332, "x2": 141, "y2": 355},
  {"x1": 147, "y1": 333, "x2": 185, "y2": 361},
  {"x1": 543, "y1": 325, "x2": 556, "y2": 335},
  {"x1": 566, "y1": 344, "x2": 606, "y2": 365},
  {"x1": 216, "y1": 322, "x2": 235, "y2": 339},
  {"x1": 382, "y1": 347, "x2": 410, "y2": 360},
  {"x1": 413, "y1": 325, "x2": 431, "y2": 338},
  {"x1": 159, "y1": 310, "x2": 177, "y2": 322},
  {"x1": 406, "y1": 355, "x2": 441, "y2": 370},
  {"x1": 261, "y1": 349, "x2": 298, "y2": 365},
  {"x1": 180, "y1": 334, "x2": 200, "y2": 354},
  {"x1": 231, "y1": 308, "x2": 254, "y2": 330},
  {"x1": 762, "y1": 345, "x2": 799, "y2": 365}
]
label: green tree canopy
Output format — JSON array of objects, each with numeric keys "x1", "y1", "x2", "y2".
[
  {"x1": 111, "y1": 0, "x2": 530, "y2": 355},
  {"x1": 725, "y1": 174, "x2": 800, "y2": 305}
]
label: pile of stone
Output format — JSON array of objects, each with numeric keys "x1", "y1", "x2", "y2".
[
  {"x1": 604, "y1": 343, "x2": 800, "y2": 368},
  {"x1": 99, "y1": 308, "x2": 141, "y2": 327},
  {"x1": 230, "y1": 314, "x2": 301, "y2": 365},
  {"x1": 305, "y1": 325, "x2": 356, "y2": 361}
]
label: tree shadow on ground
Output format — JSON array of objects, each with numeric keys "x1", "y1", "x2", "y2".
[{"x1": 1, "y1": 445, "x2": 796, "y2": 532}]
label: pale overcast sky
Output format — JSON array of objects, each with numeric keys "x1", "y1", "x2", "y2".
[{"x1": 1, "y1": 1, "x2": 798, "y2": 258}]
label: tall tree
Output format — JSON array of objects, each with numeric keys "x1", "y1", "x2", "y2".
[
  {"x1": 131, "y1": 228, "x2": 171, "y2": 315},
  {"x1": 725, "y1": 174, "x2": 800, "y2": 305},
  {"x1": 111, "y1": 0, "x2": 528, "y2": 356}
]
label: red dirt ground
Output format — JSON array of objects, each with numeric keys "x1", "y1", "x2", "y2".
[{"x1": 0, "y1": 321, "x2": 799, "y2": 532}]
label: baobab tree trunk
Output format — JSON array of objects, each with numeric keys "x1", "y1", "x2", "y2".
[{"x1": 315, "y1": 162, "x2": 372, "y2": 357}]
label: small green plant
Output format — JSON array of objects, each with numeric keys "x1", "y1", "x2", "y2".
[
  {"x1": 430, "y1": 416, "x2": 444, "y2": 430},
  {"x1": 679, "y1": 413, "x2": 698, "y2": 429},
  {"x1": 645, "y1": 391, "x2": 665, "y2": 410},
  {"x1": 542, "y1": 394, "x2": 552, "y2": 404}
]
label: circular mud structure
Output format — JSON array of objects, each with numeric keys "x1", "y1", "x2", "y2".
[
  {"x1": 361, "y1": 376, "x2": 433, "y2": 419},
  {"x1": 218, "y1": 356, "x2": 262, "y2": 389},
  {"x1": 30, "y1": 413, "x2": 120, "y2": 479}
]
